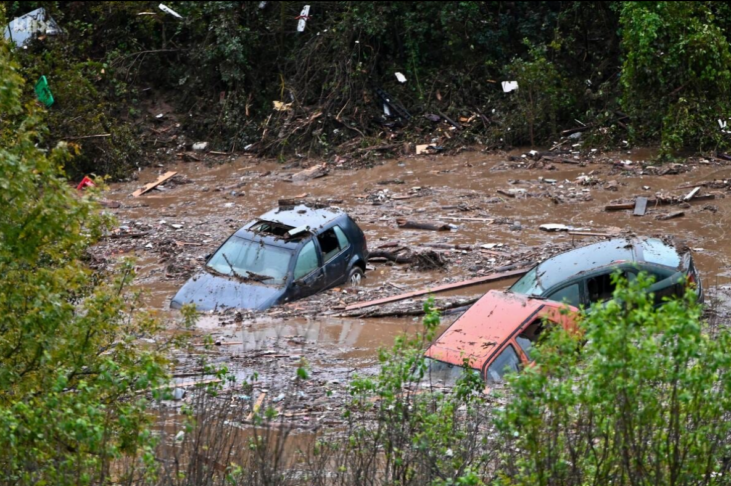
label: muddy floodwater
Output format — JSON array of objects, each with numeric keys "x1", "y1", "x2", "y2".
[{"x1": 96, "y1": 148, "x2": 731, "y2": 393}]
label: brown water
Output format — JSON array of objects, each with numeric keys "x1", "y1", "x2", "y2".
[{"x1": 102, "y1": 149, "x2": 731, "y2": 377}]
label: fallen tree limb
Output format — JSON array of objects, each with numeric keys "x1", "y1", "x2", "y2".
[
  {"x1": 396, "y1": 219, "x2": 451, "y2": 231},
  {"x1": 343, "y1": 296, "x2": 480, "y2": 318},
  {"x1": 344, "y1": 267, "x2": 529, "y2": 311},
  {"x1": 368, "y1": 249, "x2": 413, "y2": 264}
]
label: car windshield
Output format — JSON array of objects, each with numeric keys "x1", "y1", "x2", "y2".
[
  {"x1": 206, "y1": 236, "x2": 293, "y2": 286},
  {"x1": 423, "y1": 358, "x2": 480, "y2": 387},
  {"x1": 509, "y1": 266, "x2": 544, "y2": 296}
]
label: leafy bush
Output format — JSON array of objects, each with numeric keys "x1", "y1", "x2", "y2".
[
  {"x1": 496, "y1": 273, "x2": 731, "y2": 485},
  {"x1": 0, "y1": 38, "x2": 170, "y2": 485},
  {"x1": 620, "y1": 2, "x2": 731, "y2": 156},
  {"x1": 502, "y1": 44, "x2": 572, "y2": 146}
]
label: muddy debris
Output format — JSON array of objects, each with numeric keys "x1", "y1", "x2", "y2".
[{"x1": 87, "y1": 146, "x2": 731, "y2": 427}]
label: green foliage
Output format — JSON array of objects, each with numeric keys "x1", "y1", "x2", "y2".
[
  {"x1": 496, "y1": 272, "x2": 731, "y2": 485},
  {"x1": 620, "y1": 1, "x2": 731, "y2": 156},
  {"x1": 504, "y1": 44, "x2": 572, "y2": 146},
  {"x1": 0, "y1": 40, "x2": 169, "y2": 484},
  {"x1": 344, "y1": 298, "x2": 487, "y2": 485}
]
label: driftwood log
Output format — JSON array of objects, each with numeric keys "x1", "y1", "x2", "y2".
[{"x1": 396, "y1": 218, "x2": 451, "y2": 231}]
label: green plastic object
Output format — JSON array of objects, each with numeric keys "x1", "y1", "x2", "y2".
[{"x1": 34, "y1": 76, "x2": 54, "y2": 107}]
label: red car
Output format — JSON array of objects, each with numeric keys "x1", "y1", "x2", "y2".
[{"x1": 424, "y1": 290, "x2": 578, "y2": 387}]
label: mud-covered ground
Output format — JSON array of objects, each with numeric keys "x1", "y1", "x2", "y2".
[{"x1": 91, "y1": 147, "x2": 731, "y2": 428}]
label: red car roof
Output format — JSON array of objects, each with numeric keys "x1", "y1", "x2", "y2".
[{"x1": 424, "y1": 290, "x2": 578, "y2": 372}]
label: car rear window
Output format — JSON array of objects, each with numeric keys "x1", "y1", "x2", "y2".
[
  {"x1": 207, "y1": 236, "x2": 292, "y2": 285},
  {"x1": 333, "y1": 226, "x2": 350, "y2": 250}
]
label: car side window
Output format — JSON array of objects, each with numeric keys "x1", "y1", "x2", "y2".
[
  {"x1": 586, "y1": 273, "x2": 617, "y2": 303},
  {"x1": 486, "y1": 345, "x2": 521, "y2": 384},
  {"x1": 515, "y1": 319, "x2": 554, "y2": 361},
  {"x1": 333, "y1": 225, "x2": 350, "y2": 250},
  {"x1": 294, "y1": 241, "x2": 319, "y2": 279},
  {"x1": 547, "y1": 283, "x2": 581, "y2": 307},
  {"x1": 317, "y1": 228, "x2": 341, "y2": 263}
]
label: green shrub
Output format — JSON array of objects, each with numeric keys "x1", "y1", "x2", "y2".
[
  {"x1": 620, "y1": 1, "x2": 731, "y2": 156},
  {"x1": 0, "y1": 38, "x2": 169, "y2": 485},
  {"x1": 497, "y1": 273, "x2": 731, "y2": 485}
]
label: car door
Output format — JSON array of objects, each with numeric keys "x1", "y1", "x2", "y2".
[
  {"x1": 316, "y1": 225, "x2": 352, "y2": 287},
  {"x1": 289, "y1": 239, "x2": 327, "y2": 300}
]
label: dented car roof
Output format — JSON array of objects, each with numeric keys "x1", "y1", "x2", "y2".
[
  {"x1": 233, "y1": 204, "x2": 348, "y2": 249},
  {"x1": 257, "y1": 204, "x2": 345, "y2": 229},
  {"x1": 424, "y1": 290, "x2": 578, "y2": 371}
]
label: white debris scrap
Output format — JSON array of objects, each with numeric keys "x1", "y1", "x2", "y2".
[
  {"x1": 540, "y1": 224, "x2": 570, "y2": 232},
  {"x1": 297, "y1": 5, "x2": 310, "y2": 32},
  {"x1": 4, "y1": 8, "x2": 61, "y2": 47},
  {"x1": 395, "y1": 72, "x2": 407, "y2": 83},
  {"x1": 159, "y1": 4, "x2": 183, "y2": 19},
  {"x1": 501, "y1": 81, "x2": 519, "y2": 93}
]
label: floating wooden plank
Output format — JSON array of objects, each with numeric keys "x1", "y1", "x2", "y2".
[
  {"x1": 684, "y1": 187, "x2": 701, "y2": 201},
  {"x1": 291, "y1": 163, "x2": 328, "y2": 182},
  {"x1": 608, "y1": 193, "x2": 715, "y2": 212},
  {"x1": 634, "y1": 196, "x2": 648, "y2": 216},
  {"x1": 132, "y1": 171, "x2": 177, "y2": 197},
  {"x1": 605, "y1": 202, "x2": 635, "y2": 211},
  {"x1": 344, "y1": 268, "x2": 529, "y2": 312},
  {"x1": 676, "y1": 181, "x2": 707, "y2": 190},
  {"x1": 657, "y1": 211, "x2": 685, "y2": 221},
  {"x1": 148, "y1": 378, "x2": 221, "y2": 392},
  {"x1": 396, "y1": 218, "x2": 451, "y2": 231},
  {"x1": 569, "y1": 231, "x2": 617, "y2": 237},
  {"x1": 439, "y1": 217, "x2": 494, "y2": 223},
  {"x1": 247, "y1": 392, "x2": 267, "y2": 420}
]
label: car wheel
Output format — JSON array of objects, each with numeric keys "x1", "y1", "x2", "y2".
[{"x1": 348, "y1": 267, "x2": 364, "y2": 286}]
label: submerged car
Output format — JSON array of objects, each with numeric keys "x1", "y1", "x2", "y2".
[
  {"x1": 509, "y1": 236, "x2": 703, "y2": 307},
  {"x1": 424, "y1": 237, "x2": 703, "y2": 387},
  {"x1": 424, "y1": 290, "x2": 579, "y2": 386},
  {"x1": 171, "y1": 204, "x2": 368, "y2": 311}
]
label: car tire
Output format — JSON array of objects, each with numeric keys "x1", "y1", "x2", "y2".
[{"x1": 348, "y1": 267, "x2": 364, "y2": 286}]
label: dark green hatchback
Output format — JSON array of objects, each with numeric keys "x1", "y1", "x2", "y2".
[{"x1": 509, "y1": 237, "x2": 703, "y2": 307}]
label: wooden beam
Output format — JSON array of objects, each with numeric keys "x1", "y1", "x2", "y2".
[
  {"x1": 344, "y1": 268, "x2": 529, "y2": 311},
  {"x1": 132, "y1": 171, "x2": 178, "y2": 197},
  {"x1": 569, "y1": 231, "x2": 618, "y2": 237},
  {"x1": 606, "y1": 202, "x2": 635, "y2": 211}
]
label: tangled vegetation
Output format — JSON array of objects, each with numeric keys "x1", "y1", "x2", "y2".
[{"x1": 4, "y1": 1, "x2": 731, "y2": 178}]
